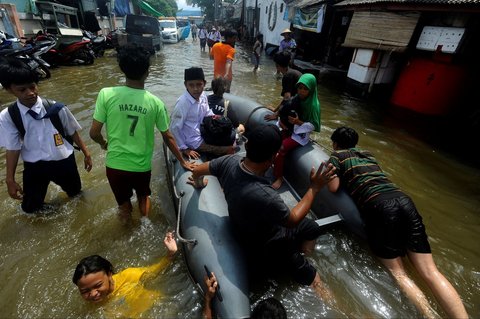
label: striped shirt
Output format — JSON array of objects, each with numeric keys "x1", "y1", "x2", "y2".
[{"x1": 329, "y1": 148, "x2": 401, "y2": 207}]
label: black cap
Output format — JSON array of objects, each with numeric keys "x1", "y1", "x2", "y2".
[
  {"x1": 184, "y1": 67, "x2": 205, "y2": 81},
  {"x1": 245, "y1": 124, "x2": 282, "y2": 163}
]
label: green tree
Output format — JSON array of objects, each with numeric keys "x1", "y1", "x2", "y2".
[
  {"x1": 144, "y1": 0, "x2": 178, "y2": 17},
  {"x1": 186, "y1": 0, "x2": 234, "y2": 21}
]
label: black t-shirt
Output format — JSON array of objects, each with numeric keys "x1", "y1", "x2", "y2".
[
  {"x1": 278, "y1": 95, "x2": 301, "y2": 131},
  {"x1": 281, "y1": 68, "x2": 303, "y2": 97},
  {"x1": 207, "y1": 94, "x2": 240, "y2": 128},
  {"x1": 209, "y1": 155, "x2": 290, "y2": 248}
]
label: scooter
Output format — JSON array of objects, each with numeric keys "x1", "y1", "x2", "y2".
[
  {"x1": 0, "y1": 37, "x2": 53, "y2": 79},
  {"x1": 82, "y1": 30, "x2": 107, "y2": 57},
  {"x1": 35, "y1": 32, "x2": 95, "y2": 67}
]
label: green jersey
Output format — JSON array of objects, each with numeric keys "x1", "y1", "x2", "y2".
[{"x1": 94, "y1": 86, "x2": 169, "y2": 172}]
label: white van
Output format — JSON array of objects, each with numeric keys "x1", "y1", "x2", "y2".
[{"x1": 159, "y1": 18, "x2": 178, "y2": 43}]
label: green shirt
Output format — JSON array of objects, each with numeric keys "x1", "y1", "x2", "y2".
[{"x1": 94, "y1": 86, "x2": 169, "y2": 172}]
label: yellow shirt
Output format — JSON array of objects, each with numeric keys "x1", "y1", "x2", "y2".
[{"x1": 103, "y1": 257, "x2": 170, "y2": 318}]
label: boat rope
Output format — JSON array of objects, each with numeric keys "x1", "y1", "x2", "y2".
[{"x1": 168, "y1": 155, "x2": 198, "y2": 246}]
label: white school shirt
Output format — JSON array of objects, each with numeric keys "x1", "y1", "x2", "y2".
[
  {"x1": 0, "y1": 96, "x2": 80, "y2": 162},
  {"x1": 292, "y1": 122, "x2": 315, "y2": 146},
  {"x1": 208, "y1": 30, "x2": 222, "y2": 42},
  {"x1": 170, "y1": 91, "x2": 214, "y2": 150}
]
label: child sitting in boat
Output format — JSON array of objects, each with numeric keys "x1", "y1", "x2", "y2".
[
  {"x1": 72, "y1": 232, "x2": 177, "y2": 318},
  {"x1": 207, "y1": 76, "x2": 245, "y2": 137},
  {"x1": 272, "y1": 73, "x2": 321, "y2": 189},
  {"x1": 170, "y1": 67, "x2": 234, "y2": 160}
]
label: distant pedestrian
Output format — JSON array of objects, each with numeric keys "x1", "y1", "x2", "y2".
[
  {"x1": 210, "y1": 29, "x2": 237, "y2": 93},
  {"x1": 198, "y1": 25, "x2": 208, "y2": 52},
  {"x1": 207, "y1": 27, "x2": 221, "y2": 54},
  {"x1": 191, "y1": 23, "x2": 198, "y2": 41},
  {"x1": 279, "y1": 28, "x2": 296, "y2": 66},
  {"x1": 252, "y1": 33, "x2": 263, "y2": 72}
]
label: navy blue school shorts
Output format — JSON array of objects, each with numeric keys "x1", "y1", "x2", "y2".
[
  {"x1": 22, "y1": 153, "x2": 81, "y2": 213},
  {"x1": 106, "y1": 167, "x2": 151, "y2": 205},
  {"x1": 362, "y1": 195, "x2": 431, "y2": 259}
]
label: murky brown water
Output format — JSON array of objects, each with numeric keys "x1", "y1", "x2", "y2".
[{"x1": 0, "y1": 39, "x2": 479, "y2": 318}]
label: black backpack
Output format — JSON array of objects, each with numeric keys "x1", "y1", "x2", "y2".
[
  {"x1": 200, "y1": 116, "x2": 235, "y2": 147},
  {"x1": 7, "y1": 99, "x2": 77, "y2": 149}
]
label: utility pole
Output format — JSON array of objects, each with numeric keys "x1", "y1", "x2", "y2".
[{"x1": 214, "y1": 0, "x2": 219, "y2": 26}]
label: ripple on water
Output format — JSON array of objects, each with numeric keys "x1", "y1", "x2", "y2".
[{"x1": 0, "y1": 39, "x2": 479, "y2": 318}]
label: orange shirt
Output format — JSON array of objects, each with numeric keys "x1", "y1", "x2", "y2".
[{"x1": 211, "y1": 42, "x2": 236, "y2": 81}]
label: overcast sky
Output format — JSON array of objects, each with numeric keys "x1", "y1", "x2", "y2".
[{"x1": 177, "y1": 0, "x2": 193, "y2": 9}]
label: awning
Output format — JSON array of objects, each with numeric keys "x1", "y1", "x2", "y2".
[
  {"x1": 343, "y1": 11, "x2": 420, "y2": 51},
  {"x1": 286, "y1": 0, "x2": 325, "y2": 9},
  {"x1": 134, "y1": 0, "x2": 164, "y2": 17}
]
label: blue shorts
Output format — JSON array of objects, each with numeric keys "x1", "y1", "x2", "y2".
[{"x1": 361, "y1": 194, "x2": 431, "y2": 259}]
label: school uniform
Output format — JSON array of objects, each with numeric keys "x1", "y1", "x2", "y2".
[{"x1": 0, "y1": 96, "x2": 82, "y2": 213}]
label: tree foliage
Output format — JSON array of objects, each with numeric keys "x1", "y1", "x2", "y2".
[
  {"x1": 146, "y1": 0, "x2": 178, "y2": 17},
  {"x1": 185, "y1": 0, "x2": 235, "y2": 21}
]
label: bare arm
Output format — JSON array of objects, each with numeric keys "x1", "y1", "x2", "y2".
[
  {"x1": 71, "y1": 131, "x2": 92, "y2": 172},
  {"x1": 89, "y1": 119, "x2": 107, "y2": 150},
  {"x1": 187, "y1": 162, "x2": 211, "y2": 188},
  {"x1": 286, "y1": 163, "x2": 336, "y2": 227},
  {"x1": 203, "y1": 272, "x2": 218, "y2": 319},
  {"x1": 224, "y1": 59, "x2": 233, "y2": 78},
  {"x1": 5, "y1": 150, "x2": 23, "y2": 200},
  {"x1": 327, "y1": 176, "x2": 340, "y2": 193},
  {"x1": 161, "y1": 130, "x2": 196, "y2": 171}
]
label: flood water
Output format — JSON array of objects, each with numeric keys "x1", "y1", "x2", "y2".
[{"x1": 0, "y1": 39, "x2": 479, "y2": 318}]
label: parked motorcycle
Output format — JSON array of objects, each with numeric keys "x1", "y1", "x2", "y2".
[
  {"x1": 82, "y1": 30, "x2": 107, "y2": 57},
  {"x1": 35, "y1": 33, "x2": 95, "y2": 67},
  {"x1": 0, "y1": 37, "x2": 53, "y2": 79}
]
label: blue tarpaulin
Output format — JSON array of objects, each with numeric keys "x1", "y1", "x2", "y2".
[{"x1": 113, "y1": 0, "x2": 131, "y2": 17}]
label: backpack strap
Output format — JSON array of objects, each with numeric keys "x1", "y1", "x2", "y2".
[
  {"x1": 7, "y1": 102, "x2": 26, "y2": 139},
  {"x1": 43, "y1": 99, "x2": 78, "y2": 150},
  {"x1": 7, "y1": 99, "x2": 78, "y2": 150}
]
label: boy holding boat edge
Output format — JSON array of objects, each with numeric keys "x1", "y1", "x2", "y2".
[{"x1": 89, "y1": 44, "x2": 194, "y2": 224}]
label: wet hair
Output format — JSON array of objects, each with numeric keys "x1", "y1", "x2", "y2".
[
  {"x1": 116, "y1": 44, "x2": 150, "y2": 80},
  {"x1": 0, "y1": 57, "x2": 39, "y2": 88},
  {"x1": 331, "y1": 126, "x2": 359, "y2": 149},
  {"x1": 273, "y1": 52, "x2": 291, "y2": 68},
  {"x1": 72, "y1": 255, "x2": 114, "y2": 285},
  {"x1": 251, "y1": 297, "x2": 287, "y2": 319},
  {"x1": 256, "y1": 33, "x2": 264, "y2": 41},
  {"x1": 245, "y1": 125, "x2": 282, "y2": 163},
  {"x1": 211, "y1": 77, "x2": 227, "y2": 96}
]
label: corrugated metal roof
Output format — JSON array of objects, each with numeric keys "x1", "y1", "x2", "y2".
[
  {"x1": 335, "y1": 0, "x2": 480, "y2": 6},
  {"x1": 286, "y1": 0, "x2": 326, "y2": 8}
]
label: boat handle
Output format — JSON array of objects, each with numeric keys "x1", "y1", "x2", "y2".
[{"x1": 170, "y1": 157, "x2": 198, "y2": 246}]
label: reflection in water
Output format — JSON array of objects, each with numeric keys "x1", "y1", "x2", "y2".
[{"x1": 0, "y1": 39, "x2": 479, "y2": 318}]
